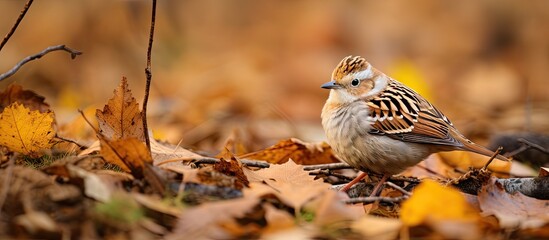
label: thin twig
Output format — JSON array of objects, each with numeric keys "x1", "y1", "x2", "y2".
[
  {"x1": 302, "y1": 162, "x2": 353, "y2": 171},
  {"x1": 142, "y1": 0, "x2": 157, "y2": 152},
  {"x1": 482, "y1": 146, "x2": 503, "y2": 171},
  {"x1": 0, "y1": 45, "x2": 82, "y2": 81},
  {"x1": 55, "y1": 135, "x2": 87, "y2": 149},
  {"x1": 191, "y1": 157, "x2": 271, "y2": 168},
  {"x1": 518, "y1": 138, "x2": 549, "y2": 155},
  {"x1": 384, "y1": 181, "x2": 412, "y2": 196},
  {"x1": 0, "y1": 0, "x2": 34, "y2": 52},
  {"x1": 343, "y1": 196, "x2": 408, "y2": 205}
]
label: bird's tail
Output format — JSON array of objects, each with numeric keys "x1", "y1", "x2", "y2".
[{"x1": 451, "y1": 130, "x2": 510, "y2": 162}]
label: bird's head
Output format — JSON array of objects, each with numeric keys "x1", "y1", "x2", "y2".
[{"x1": 321, "y1": 56, "x2": 388, "y2": 104}]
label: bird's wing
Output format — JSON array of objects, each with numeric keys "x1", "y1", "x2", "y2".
[{"x1": 364, "y1": 79, "x2": 463, "y2": 147}]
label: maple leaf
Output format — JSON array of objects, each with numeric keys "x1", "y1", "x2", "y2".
[
  {"x1": 0, "y1": 84, "x2": 50, "y2": 113},
  {"x1": 100, "y1": 137, "x2": 152, "y2": 173},
  {"x1": 0, "y1": 102, "x2": 55, "y2": 156},
  {"x1": 240, "y1": 138, "x2": 340, "y2": 165},
  {"x1": 244, "y1": 160, "x2": 331, "y2": 210},
  {"x1": 96, "y1": 77, "x2": 144, "y2": 141}
]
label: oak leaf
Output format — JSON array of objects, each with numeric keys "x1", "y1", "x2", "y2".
[
  {"x1": 240, "y1": 138, "x2": 340, "y2": 165},
  {"x1": 96, "y1": 77, "x2": 144, "y2": 141},
  {"x1": 0, "y1": 84, "x2": 50, "y2": 113},
  {"x1": 0, "y1": 102, "x2": 55, "y2": 156}
]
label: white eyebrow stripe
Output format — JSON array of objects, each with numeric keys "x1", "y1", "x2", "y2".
[{"x1": 353, "y1": 64, "x2": 373, "y2": 80}]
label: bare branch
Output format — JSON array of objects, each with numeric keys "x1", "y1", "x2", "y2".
[
  {"x1": 343, "y1": 196, "x2": 408, "y2": 205},
  {"x1": 191, "y1": 157, "x2": 271, "y2": 169},
  {"x1": 0, "y1": 0, "x2": 34, "y2": 52},
  {"x1": 142, "y1": 0, "x2": 157, "y2": 151},
  {"x1": 0, "y1": 45, "x2": 82, "y2": 81},
  {"x1": 302, "y1": 162, "x2": 353, "y2": 171},
  {"x1": 518, "y1": 138, "x2": 549, "y2": 155}
]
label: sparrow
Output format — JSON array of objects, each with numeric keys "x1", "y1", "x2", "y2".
[{"x1": 321, "y1": 55, "x2": 508, "y2": 195}]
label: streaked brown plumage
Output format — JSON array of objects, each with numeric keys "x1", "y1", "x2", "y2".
[{"x1": 321, "y1": 56, "x2": 508, "y2": 194}]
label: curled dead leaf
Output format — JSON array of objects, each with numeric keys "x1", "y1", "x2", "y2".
[{"x1": 240, "y1": 138, "x2": 340, "y2": 165}]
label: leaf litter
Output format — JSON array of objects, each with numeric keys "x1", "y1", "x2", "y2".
[{"x1": 1, "y1": 80, "x2": 549, "y2": 239}]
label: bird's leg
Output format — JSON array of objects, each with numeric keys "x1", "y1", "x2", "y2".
[
  {"x1": 369, "y1": 174, "x2": 390, "y2": 197},
  {"x1": 340, "y1": 171, "x2": 368, "y2": 192}
]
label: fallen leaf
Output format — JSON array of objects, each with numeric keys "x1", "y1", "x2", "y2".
[
  {"x1": 478, "y1": 177, "x2": 549, "y2": 229},
  {"x1": 100, "y1": 137, "x2": 152, "y2": 173},
  {"x1": 166, "y1": 196, "x2": 260, "y2": 240},
  {"x1": 400, "y1": 179, "x2": 480, "y2": 226},
  {"x1": 96, "y1": 77, "x2": 144, "y2": 141},
  {"x1": 240, "y1": 138, "x2": 340, "y2": 165},
  {"x1": 244, "y1": 160, "x2": 331, "y2": 210},
  {"x1": 310, "y1": 190, "x2": 363, "y2": 226},
  {"x1": 0, "y1": 84, "x2": 50, "y2": 113},
  {"x1": 14, "y1": 211, "x2": 59, "y2": 234},
  {"x1": 150, "y1": 138, "x2": 205, "y2": 167},
  {"x1": 351, "y1": 216, "x2": 402, "y2": 240},
  {"x1": 0, "y1": 102, "x2": 55, "y2": 156},
  {"x1": 213, "y1": 148, "x2": 249, "y2": 189},
  {"x1": 66, "y1": 165, "x2": 115, "y2": 202},
  {"x1": 539, "y1": 167, "x2": 549, "y2": 177},
  {"x1": 438, "y1": 151, "x2": 511, "y2": 175}
]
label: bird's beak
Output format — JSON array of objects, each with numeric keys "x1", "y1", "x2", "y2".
[{"x1": 321, "y1": 80, "x2": 342, "y2": 89}]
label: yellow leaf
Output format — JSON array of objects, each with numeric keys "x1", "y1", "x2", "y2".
[
  {"x1": 0, "y1": 102, "x2": 55, "y2": 156},
  {"x1": 400, "y1": 179, "x2": 479, "y2": 226},
  {"x1": 388, "y1": 60, "x2": 432, "y2": 101}
]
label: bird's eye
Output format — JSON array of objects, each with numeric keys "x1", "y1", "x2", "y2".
[{"x1": 351, "y1": 79, "x2": 360, "y2": 87}]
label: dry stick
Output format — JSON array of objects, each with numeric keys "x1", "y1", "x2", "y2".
[
  {"x1": 0, "y1": 0, "x2": 34, "y2": 52},
  {"x1": 384, "y1": 181, "x2": 412, "y2": 196},
  {"x1": 343, "y1": 196, "x2": 408, "y2": 205},
  {"x1": 142, "y1": 0, "x2": 157, "y2": 152},
  {"x1": 0, "y1": 45, "x2": 82, "y2": 81},
  {"x1": 191, "y1": 157, "x2": 271, "y2": 169},
  {"x1": 518, "y1": 138, "x2": 549, "y2": 155},
  {"x1": 482, "y1": 146, "x2": 503, "y2": 171},
  {"x1": 302, "y1": 162, "x2": 352, "y2": 171}
]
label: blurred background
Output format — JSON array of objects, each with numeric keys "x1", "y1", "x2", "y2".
[{"x1": 0, "y1": 0, "x2": 548, "y2": 153}]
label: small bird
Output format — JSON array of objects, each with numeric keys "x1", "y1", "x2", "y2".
[{"x1": 321, "y1": 56, "x2": 508, "y2": 195}]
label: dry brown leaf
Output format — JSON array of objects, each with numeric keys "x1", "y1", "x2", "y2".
[
  {"x1": 478, "y1": 177, "x2": 549, "y2": 229},
  {"x1": 241, "y1": 138, "x2": 340, "y2": 165},
  {"x1": 96, "y1": 77, "x2": 144, "y2": 141},
  {"x1": 66, "y1": 165, "x2": 115, "y2": 202},
  {"x1": 100, "y1": 137, "x2": 152, "y2": 173},
  {"x1": 244, "y1": 160, "x2": 331, "y2": 210},
  {"x1": 539, "y1": 167, "x2": 549, "y2": 177},
  {"x1": 150, "y1": 138, "x2": 205, "y2": 167},
  {"x1": 309, "y1": 190, "x2": 362, "y2": 226},
  {"x1": 212, "y1": 148, "x2": 249, "y2": 189},
  {"x1": 351, "y1": 216, "x2": 401, "y2": 240},
  {"x1": 0, "y1": 84, "x2": 50, "y2": 113},
  {"x1": 166, "y1": 196, "x2": 260, "y2": 240},
  {"x1": 0, "y1": 102, "x2": 55, "y2": 156}
]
